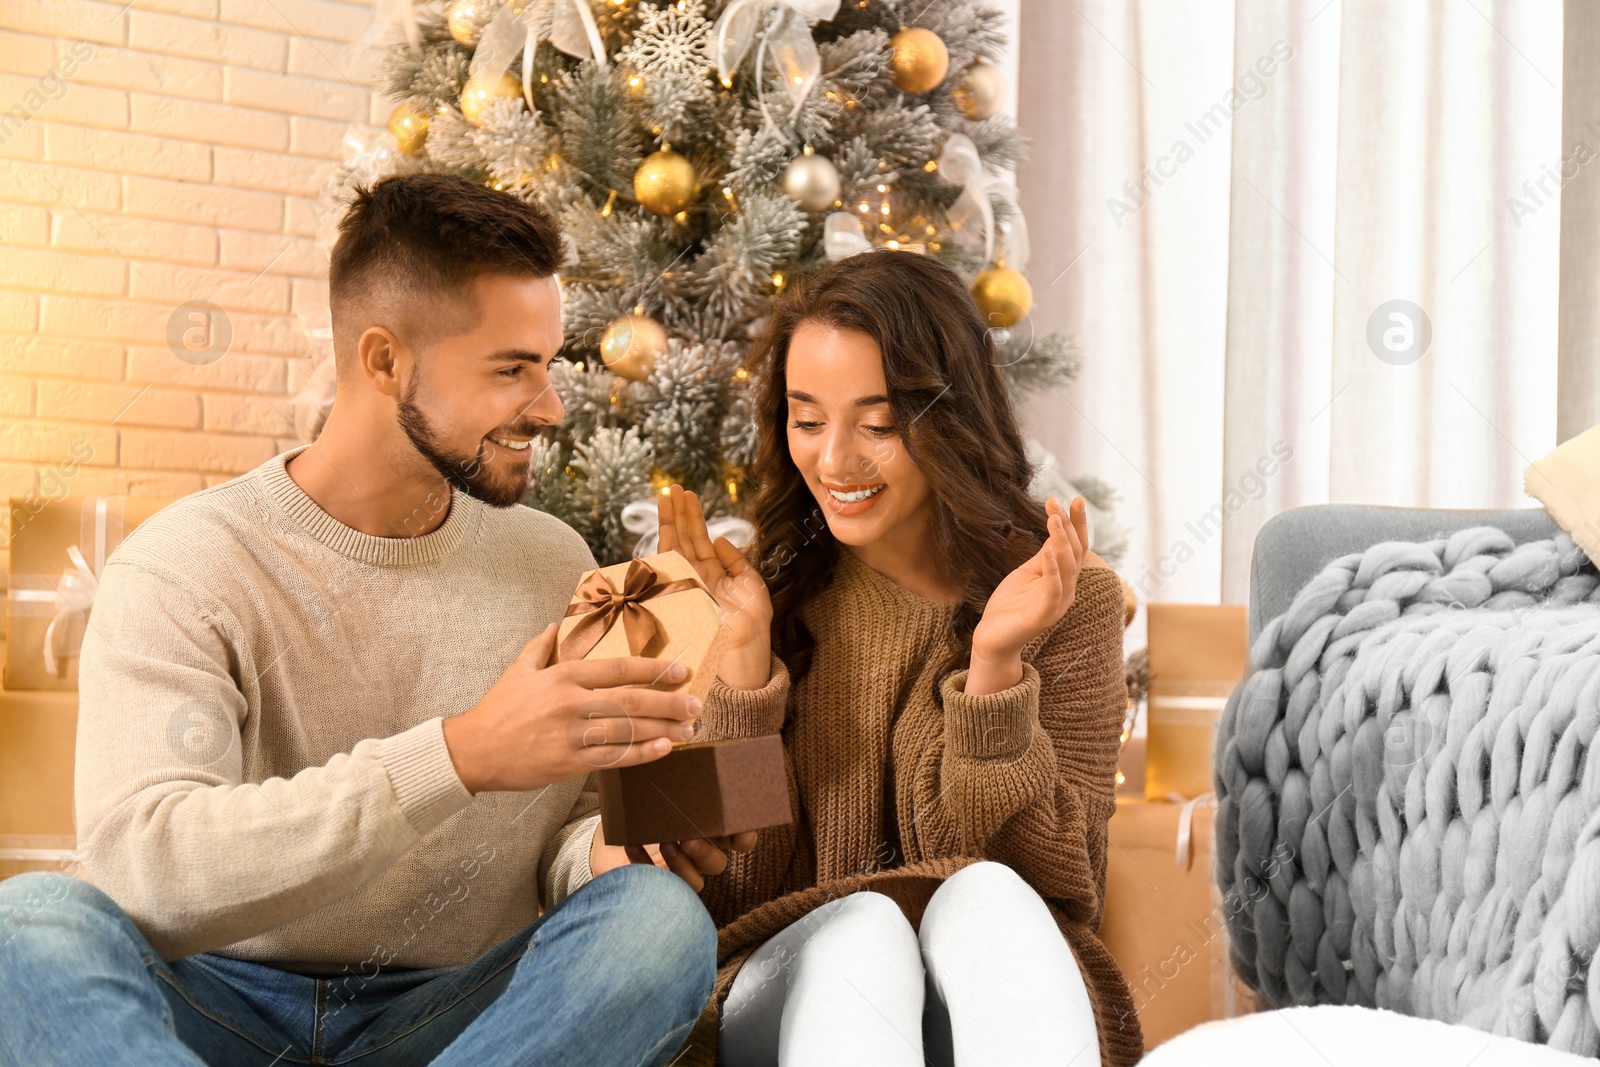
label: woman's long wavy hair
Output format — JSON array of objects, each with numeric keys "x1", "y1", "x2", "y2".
[{"x1": 748, "y1": 250, "x2": 1050, "y2": 689}]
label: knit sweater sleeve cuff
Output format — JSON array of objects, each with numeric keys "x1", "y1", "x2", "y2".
[
  {"x1": 698, "y1": 653, "x2": 790, "y2": 739},
  {"x1": 940, "y1": 661, "x2": 1041, "y2": 761},
  {"x1": 545, "y1": 811, "x2": 601, "y2": 906},
  {"x1": 378, "y1": 717, "x2": 475, "y2": 836}
]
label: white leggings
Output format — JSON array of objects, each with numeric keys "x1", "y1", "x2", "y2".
[{"x1": 718, "y1": 862, "x2": 1102, "y2": 1067}]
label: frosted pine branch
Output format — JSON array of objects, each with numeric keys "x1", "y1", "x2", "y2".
[{"x1": 570, "y1": 426, "x2": 655, "y2": 560}]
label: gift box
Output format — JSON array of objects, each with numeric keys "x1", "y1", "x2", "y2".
[
  {"x1": 553, "y1": 552, "x2": 794, "y2": 848},
  {"x1": 0, "y1": 836, "x2": 79, "y2": 882},
  {"x1": 0, "y1": 647, "x2": 81, "y2": 882},
  {"x1": 596, "y1": 734, "x2": 791, "y2": 846},
  {"x1": 5, "y1": 496, "x2": 171, "y2": 691},
  {"x1": 1143, "y1": 604, "x2": 1248, "y2": 801},
  {"x1": 1101, "y1": 796, "x2": 1257, "y2": 1050},
  {"x1": 1116, "y1": 717, "x2": 1146, "y2": 799}
]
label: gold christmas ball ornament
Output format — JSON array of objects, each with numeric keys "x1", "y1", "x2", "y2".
[
  {"x1": 954, "y1": 59, "x2": 1006, "y2": 120},
  {"x1": 890, "y1": 27, "x2": 950, "y2": 94},
  {"x1": 633, "y1": 147, "x2": 698, "y2": 216},
  {"x1": 971, "y1": 265, "x2": 1032, "y2": 328},
  {"x1": 601, "y1": 312, "x2": 668, "y2": 382},
  {"x1": 447, "y1": 0, "x2": 487, "y2": 46},
  {"x1": 781, "y1": 150, "x2": 841, "y2": 212},
  {"x1": 459, "y1": 71, "x2": 524, "y2": 127},
  {"x1": 387, "y1": 102, "x2": 429, "y2": 156}
]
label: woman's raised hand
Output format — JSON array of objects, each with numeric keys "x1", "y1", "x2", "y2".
[
  {"x1": 657, "y1": 485, "x2": 773, "y2": 689},
  {"x1": 972, "y1": 496, "x2": 1091, "y2": 663}
]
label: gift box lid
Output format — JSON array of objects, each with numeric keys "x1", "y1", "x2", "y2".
[{"x1": 553, "y1": 550, "x2": 730, "y2": 700}]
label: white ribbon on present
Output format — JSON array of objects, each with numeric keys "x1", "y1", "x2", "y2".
[
  {"x1": 713, "y1": 0, "x2": 840, "y2": 125},
  {"x1": 6, "y1": 498, "x2": 117, "y2": 678},
  {"x1": 621, "y1": 498, "x2": 756, "y2": 559},
  {"x1": 1166, "y1": 790, "x2": 1217, "y2": 870},
  {"x1": 822, "y1": 211, "x2": 872, "y2": 260},
  {"x1": 470, "y1": 0, "x2": 608, "y2": 111},
  {"x1": 42, "y1": 545, "x2": 98, "y2": 676},
  {"x1": 937, "y1": 133, "x2": 1030, "y2": 271}
]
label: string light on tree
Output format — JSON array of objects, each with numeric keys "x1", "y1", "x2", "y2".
[
  {"x1": 622, "y1": 66, "x2": 647, "y2": 99},
  {"x1": 634, "y1": 146, "x2": 698, "y2": 216},
  {"x1": 601, "y1": 309, "x2": 668, "y2": 381},
  {"x1": 721, "y1": 459, "x2": 745, "y2": 502},
  {"x1": 889, "y1": 27, "x2": 950, "y2": 93},
  {"x1": 781, "y1": 147, "x2": 841, "y2": 212},
  {"x1": 953, "y1": 58, "x2": 1005, "y2": 119}
]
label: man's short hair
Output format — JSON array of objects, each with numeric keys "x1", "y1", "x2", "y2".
[{"x1": 328, "y1": 173, "x2": 565, "y2": 370}]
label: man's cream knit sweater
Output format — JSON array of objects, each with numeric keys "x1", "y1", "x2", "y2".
[{"x1": 75, "y1": 443, "x2": 602, "y2": 974}]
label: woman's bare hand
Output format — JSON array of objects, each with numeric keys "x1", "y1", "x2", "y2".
[{"x1": 657, "y1": 485, "x2": 773, "y2": 689}]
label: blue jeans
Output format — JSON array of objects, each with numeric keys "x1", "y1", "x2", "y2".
[{"x1": 0, "y1": 863, "x2": 715, "y2": 1066}]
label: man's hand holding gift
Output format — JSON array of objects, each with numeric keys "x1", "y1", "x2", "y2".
[
  {"x1": 590, "y1": 832, "x2": 756, "y2": 892},
  {"x1": 442, "y1": 622, "x2": 702, "y2": 794}
]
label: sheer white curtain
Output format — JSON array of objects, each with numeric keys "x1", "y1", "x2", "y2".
[
  {"x1": 1015, "y1": 0, "x2": 1568, "y2": 608},
  {"x1": 1559, "y1": 0, "x2": 1600, "y2": 440},
  {"x1": 1014, "y1": 1, "x2": 1236, "y2": 618}
]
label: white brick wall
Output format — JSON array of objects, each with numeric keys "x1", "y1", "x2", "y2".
[{"x1": 0, "y1": 0, "x2": 394, "y2": 582}]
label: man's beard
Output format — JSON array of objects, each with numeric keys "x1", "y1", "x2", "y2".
[{"x1": 396, "y1": 377, "x2": 533, "y2": 509}]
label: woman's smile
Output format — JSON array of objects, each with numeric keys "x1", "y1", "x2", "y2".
[{"x1": 823, "y1": 481, "x2": 887, "y2": 513}]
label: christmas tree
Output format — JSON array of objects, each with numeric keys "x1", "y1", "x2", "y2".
[{"x1": 323, "y1": 0, "x2": 1125, "y2": 566}]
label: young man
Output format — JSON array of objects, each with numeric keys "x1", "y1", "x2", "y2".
[{"x1": 0, "y1": 173, "x2": 748, "y2": 1066}]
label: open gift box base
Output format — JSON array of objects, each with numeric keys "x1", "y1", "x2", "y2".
[{"x1": 597, "y1": 735, "x2": 792, "y2": 847}]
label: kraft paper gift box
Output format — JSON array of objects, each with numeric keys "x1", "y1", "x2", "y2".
[
  {"x1": 1143, "y1": 604, "x2": 1248, "y2": 802},
  {"x1": 552, "y1": 551, "x2": 793, "y2": 848},
  {"x1": 1116, "y1": 713, "x2": 1146, "y2": 799},
  {"x1": 5, "y1": 496, "x2": 171, "y2": 691},
  {"x1": 0, "y1": 649, "x2": 82, "y2": 882},
  {"x1": 1101, "y1": 796, "x2": 1257, "y2": 1050}
]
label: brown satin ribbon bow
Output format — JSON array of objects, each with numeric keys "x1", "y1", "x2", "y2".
[{"x1": 559, "y1": 558, "x2": 706, "y2": 661}]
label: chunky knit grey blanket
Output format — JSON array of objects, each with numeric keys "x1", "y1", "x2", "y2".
[{"x1": 1213, "y1": 525, "x2": 1600, "y2": 1054}]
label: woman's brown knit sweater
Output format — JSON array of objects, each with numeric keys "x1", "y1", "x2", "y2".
[{"x1": 674, "y1": 549, "x2": 1143, "y2": 1066}]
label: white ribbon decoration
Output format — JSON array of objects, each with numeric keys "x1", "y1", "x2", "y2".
[
  {"x1": 713, "y1": 0, "x2": 840, "y2": 125},
  {"x1": 1166, "y1": 790, "x2": 1218, "y2": 870},
  {"x1": 372, "y1": 0, "x2": 422, "y2": 52},
  {"x1": 621, "y1": 498, "x2": 756, "y2": 559},
  {"x1": 822, "y1": 211, "x2": 871, "y2": 260},
  {"x1": 550, "y1": 0, "x2": 607, "y2": 67},
  {"x1": 989, "y1": 177, "x2": 1029, "y2": 271},
  {"x1": 470, "y1": 0, "x2": 608, "y2": 111},
  {"x1": 937, "y1": 133, "x2": 1030, "y2": 271}
]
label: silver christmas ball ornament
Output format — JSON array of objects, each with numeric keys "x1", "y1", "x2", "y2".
[{"x1": 782, "y1": 151, "x2": 841, "y2": 213}]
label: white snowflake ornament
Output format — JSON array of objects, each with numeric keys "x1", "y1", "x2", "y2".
[{"x1": 618, "y1": 0, "x2": 715, "y2": 80}]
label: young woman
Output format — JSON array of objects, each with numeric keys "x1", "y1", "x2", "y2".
[{"x1": 645, "y1": 251, "x2": 1140, "y2": 1066}]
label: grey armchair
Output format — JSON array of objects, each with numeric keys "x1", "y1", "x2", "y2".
[
  {"x1": 1217, "y1": 501, "x2": 1600, "y2": 1052},
  {"x1": 1246, "y1": 504, "x2": 1560, "y2": 641}
]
